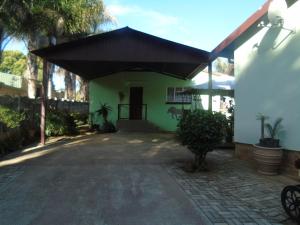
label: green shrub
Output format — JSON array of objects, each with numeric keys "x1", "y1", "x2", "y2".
[
  {"x1": 177, "y1": 109, "x2": 227, "y2": 171},
  {"x1": 0, "y1": 129, "x2": 23, "y2": 156},
  {"x1": 46, "y1": 110, "x2": 78, "y2": 136},
  {"x1": 71, "y1": 112, "x2": 88, "y2": 126},
  {"x1": 0, "y1": 106, "x2": 25, "y2": 129}
]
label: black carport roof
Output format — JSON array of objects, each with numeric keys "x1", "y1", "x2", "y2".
[{"x1": 32, "y1": 27, "x2": 209, "y2": 80}]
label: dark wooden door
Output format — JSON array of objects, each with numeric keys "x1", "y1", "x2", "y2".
[{"x1": 129, "y1": 87, "x2": 143, "y2": 120}]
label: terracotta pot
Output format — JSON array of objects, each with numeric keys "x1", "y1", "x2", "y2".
[{"x1": 253, "y1": 144, "x2": 283, "y2": 175}]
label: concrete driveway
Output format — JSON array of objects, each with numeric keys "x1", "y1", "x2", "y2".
[{"x1": 0, "y1": 133, "x2": 204, "y2": 225}]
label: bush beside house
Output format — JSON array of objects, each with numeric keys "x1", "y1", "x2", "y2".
[
  {"x1": 0, "y1": 105, "x2": 87, "y2": 157},
  {"x1": 177, "y1": 109, "x2": 227, "y2": 172}
]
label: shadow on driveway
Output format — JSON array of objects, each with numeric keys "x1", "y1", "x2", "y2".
[{"x1": 0, "y1": 133, "x2": 204, "y2": 225}]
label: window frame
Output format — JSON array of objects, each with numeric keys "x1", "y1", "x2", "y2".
[{"x1": 166, "y1": 87, "x2": 192, "y2": 104}]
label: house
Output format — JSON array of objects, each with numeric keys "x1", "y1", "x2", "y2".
[
  {"x1": 192, "y1": 69, "x2": 234, "y2": 112},
  {"x1": 212, "y1": 0, "x2": 300, "y2": 176},
  {"x1": 33, "y1": 27, "x2": 210, "y2": 131},
  {"x1": 0, "y1": 72, "x2": 27, "y2": 96}
]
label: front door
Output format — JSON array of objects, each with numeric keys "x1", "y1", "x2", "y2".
[{"x1": 129, "y1": 87, "x2": 143, "y2": 120}]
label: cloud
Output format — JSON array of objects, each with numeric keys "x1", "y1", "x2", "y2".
[
  {"x1": 105, "y1": 2, "x2": 201, "y2": 49},
  {"x1": 106, "y1": 4, "x2": 138, "y2": 16},
  {"x1": 106, "y1": 3, "x2": 179, "y2": 27}
]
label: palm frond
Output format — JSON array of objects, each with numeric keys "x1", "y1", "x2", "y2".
[
  {"x1": 265, "y1": 123, "x2": 274, "y2": 138},
  {"x1": 272, "y1": 118, "x2": 283, "y2": 138},
  {"x1": 265, "y1": 118, "x2": 283, "y2": 139}
]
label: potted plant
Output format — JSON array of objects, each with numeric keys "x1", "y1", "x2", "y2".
[
  {"x1": 96, "y1": 103, "x2": 116, "y2": 133},
  {"x1": 253, "y1": 114, "x2": 283, "y2": 175}
]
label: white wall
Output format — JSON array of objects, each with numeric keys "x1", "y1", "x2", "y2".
[{"x1": 234, "y1": 1, "x2": 300, "y2": 150}]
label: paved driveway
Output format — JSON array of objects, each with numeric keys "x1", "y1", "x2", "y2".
[{"x1": 0, "y1": 133, "x2": 204, "y2": 225}]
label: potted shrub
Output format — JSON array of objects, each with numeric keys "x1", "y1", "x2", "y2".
[
  {"x1": 177, "y1": 109, "x2": 227, "y2": 172},
  {"x1": 96, "y1": 103, "x2": 116, "y2": 133},
  {"x1": 253, "y1": 114, "x2": 283, "y2": 175}
]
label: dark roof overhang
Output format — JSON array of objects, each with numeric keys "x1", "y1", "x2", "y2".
[{"x1": 32, "y1": 27, "x2": 209, "y2": 80}]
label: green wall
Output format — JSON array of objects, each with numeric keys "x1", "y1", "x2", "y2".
[
  {"x1": 89, "y1": 71, "x2": 193, "y2": 131},
  {"x1": 234, "y1": 1, "x2": 300, "y2": 150}
]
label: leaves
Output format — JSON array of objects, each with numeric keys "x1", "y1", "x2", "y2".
[
  {"x1": 0, "y1": 106, "x2": 25, "y2": 129},
  {"x1": 0, "y1": 50, "x2": 27, "y2": 75},
  {"x1": 177, "y1": 109, "x2": 227, "y2": 164},
  {"x1": 265, "y1": 118, "x2": 283, "y2": 139},
  {"x1": 96, "y1": 103, "x2": 112, "y2": 122}
]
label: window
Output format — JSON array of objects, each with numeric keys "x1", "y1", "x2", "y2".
[{"x1": 166, "y1": 87, "x2": 192, "y2": 103}]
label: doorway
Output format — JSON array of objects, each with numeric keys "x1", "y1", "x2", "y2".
[{"x1": 129, "y1": 87, "x2": 143, "y2": 120}]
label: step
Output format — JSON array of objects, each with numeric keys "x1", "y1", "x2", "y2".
[{"x1": 116, "y1": 120, "x2": 160, "y2": 133}]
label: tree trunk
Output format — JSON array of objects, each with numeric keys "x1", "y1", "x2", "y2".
[
  {"x1": 79, "y1": 76, "x2": 89, "y2": 101},
  {"x1": 71, "y1": 73, "x2": 76, "y2": 100},
  {"x1": 64, "y1": 70, "x2": 73, "y2": 100},
  {"x1": 40, "y1": 58, "x2": 49, "y2": 145},
  {"x1": 26, "y1": 34, "x2": 39, "y2": 99},
  {"x1": 0, "y1": 26, "x2": 4, "y2": 64},
  {"x1": 47, "y1": 63, "x2": 55, "y2": 99}
]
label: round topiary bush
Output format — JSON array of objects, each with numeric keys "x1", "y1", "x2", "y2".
[{"x1": 177, "y1": 109, "x2": 227, "y2": 171}]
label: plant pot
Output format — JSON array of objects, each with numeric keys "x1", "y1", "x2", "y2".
[
  {"x1": 259, "y1": 138, "x2": 280, "y2": 148},
  {"x1": 253, "y1": 144, "x2": 283, "y2": 175}
]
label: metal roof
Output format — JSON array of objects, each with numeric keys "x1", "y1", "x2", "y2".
[{"x1": 32, "y1": 27, "x2": 209, "y2": 80}]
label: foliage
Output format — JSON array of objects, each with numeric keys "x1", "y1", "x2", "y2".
[
  {"x1": 225, "y1": 100, "x2": 234, "y2": 143},
  {"x1": 256, "y1": 113, "x2": 269, "y2": 140},
  {"x1": 214, "y1": 58, "x2": 234, "y2": 75},
  {"x1": 0, "y1": 106, "x2": 25, "y2": 129},
  {"x1": 0, "y1": 0, "x2": 110, "y2": 39},
  {"x1": 96, "y1": 103, "x2": 112, "y2": 122},
  {"x1": 177, "y1": 109, "x2": 227, "y2": 171},
  {"x1": 265, "y1": 118, "x2": 283, "y2": 139},
  {"x1": 0, "y1": 50, "x2": 27, "y2": 75},
  {"x1": 0, "y1": 128, "x2": 23, "y2": 156},
  {"x1": 0, "y1": 106, "x2": 26, "y2": 156},
  {"x1": 46, "y1": 110, "x2": 78, "y2": 136},
  {"x1": 256, "y1": 114, "x2": 283, "y2": 147},
  {"x1": 71, "y1": 112, "x2": 88, "y2": 126},
  {"x1": 0, "y1": 0, "x2": 111, "y2": 98}
]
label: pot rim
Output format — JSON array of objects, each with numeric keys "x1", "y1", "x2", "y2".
[{"x1": 253, "y1": 144, "x2": 283, "y2": 150}]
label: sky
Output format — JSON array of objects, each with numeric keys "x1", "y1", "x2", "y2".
[{"x1": 5, "y1": 0, "x2": 266, "y2": 89}]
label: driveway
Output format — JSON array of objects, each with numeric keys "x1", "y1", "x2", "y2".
[{"x1": 0, "y1": 133, "x2": 204, "y2": 225}]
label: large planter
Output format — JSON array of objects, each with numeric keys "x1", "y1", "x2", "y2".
[{"x1": 253, "y1": 144, "x2": 283, "y2": 175}]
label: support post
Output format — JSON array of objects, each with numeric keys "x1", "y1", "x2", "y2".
[
  {"x1": 40, "y1": 58, "x2": 49, "y2": 145},
  {"x1": 208, "y1": 61, "x2": 213, "y2": 111}
]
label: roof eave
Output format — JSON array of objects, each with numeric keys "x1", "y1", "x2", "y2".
[{"x1": 210, "y1": 0, "x2": 272, "y2": 61}]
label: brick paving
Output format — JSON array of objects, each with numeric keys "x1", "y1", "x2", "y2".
[{"x1": 166, "y1": 150, "x2": 298, "y2": 225}]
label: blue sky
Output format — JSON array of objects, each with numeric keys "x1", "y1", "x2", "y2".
[
  {"x1": 104, "y1": 0, "x2": 266, "y2": 50},
  {"x1": 5, "y1": 0, "x2": 266, "y2": 89},
  {"x1": 7, "y1": 0, "x2": 266, "y2": 53}
]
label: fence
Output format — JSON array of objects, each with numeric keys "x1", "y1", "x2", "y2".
[{"x1": 0, "y1": 96, "x2": 89, "y2": 114}]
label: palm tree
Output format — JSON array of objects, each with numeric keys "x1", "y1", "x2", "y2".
[{"x1": 0, "y1": 0, "x2": 112, "y2": 145}]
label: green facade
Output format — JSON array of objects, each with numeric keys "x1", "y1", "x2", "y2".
[{"x1": 89, "y1": 71, "x2": 193, "y2": 131}]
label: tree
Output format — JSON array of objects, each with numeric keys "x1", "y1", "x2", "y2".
[
  {"x1": 0, "y1": 50, "x2": 27, "y2": 75},
  {"x1": 1, "y1": 0, "x2": 111, "y2": 145},
  {"x1": 214, "y1": 58, "x2": 234, "y2": 75},
  {"x1": 0, "y1": 26, "x2": 10, "y2": 64},
  {"x1": 0, "y1": 0, "x2": 110, "y2": 98},
  {"x1": 177, "y1": 110, "x2": 227, "y2": 171},
  {"x1": 78, "y1": 76, "x2": 89, "y2": 101}
]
